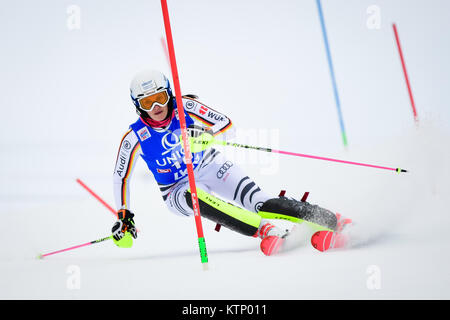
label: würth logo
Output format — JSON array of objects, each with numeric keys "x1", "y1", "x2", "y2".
[
  {"x1": 199, "y1": 106, "x2": 208, "y2": 115},
  {"x1": 207, "y1": 110, "x2": 224, "y2": 122}
]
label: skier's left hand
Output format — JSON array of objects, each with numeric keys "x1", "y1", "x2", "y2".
[
  {"x1": 188, "y1": 132, "x2": 214, "y2": 153},
  {"x1": 112, "y1": 209, "x2": 138, "y2": 241},
  {"x1": 187, "y1": 125, "x2": 212, "y2": 138},
  {"x1": 184, "y1": 126, "x2": 215, "y2": 153}
]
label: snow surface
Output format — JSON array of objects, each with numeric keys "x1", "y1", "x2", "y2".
[{"x1": 1, "y1": 0, "x2": 450, "y2": 299}]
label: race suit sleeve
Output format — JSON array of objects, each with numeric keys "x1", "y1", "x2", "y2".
[
  {"x1": 113, "y1": 129, "x2": 142, "y2": 211},
  {"x1": 182, "y1": 96, "x2": 235, "y2": 140}
]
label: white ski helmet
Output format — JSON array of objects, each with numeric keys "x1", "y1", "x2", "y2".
[{"x1": 129, "y1": 70, "x2": 173, "y2": 112}]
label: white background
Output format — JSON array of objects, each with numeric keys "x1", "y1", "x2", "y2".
[{"x1": 1, "y1": 0, "x2": 449, "y2": 299}]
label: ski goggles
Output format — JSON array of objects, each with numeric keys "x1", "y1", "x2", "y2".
[{"x1": 137, "y1": 89, "x2": 170, "y2": 111}]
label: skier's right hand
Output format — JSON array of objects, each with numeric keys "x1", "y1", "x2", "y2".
[{"x1": 111, "y1": 209, "x2": 138, "y2": 241}]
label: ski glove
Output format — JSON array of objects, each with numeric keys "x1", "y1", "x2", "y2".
[
  {"x1": 184, "y1": 125, "x2": 215, "y2": 153},
  {"x1": 112, "y1": 209, "x2": 138, "y2": 241},
  {"x1": 187, "y1": 125, "x2": 212, "y2": 138}
]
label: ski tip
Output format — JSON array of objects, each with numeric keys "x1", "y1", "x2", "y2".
[
  {"x1": 202, "y1": 262, "x2": 209, "y2": 271},
  {"x1": 260, "y1": 236, "x2": 285, "y2": 256},
  {"x1": 311, "y1": 230, "x2": 349, "y2": 252},
  {"x1": 36, "y1": 253, "x2": 44, "y2": 260},
  {"x1": 311, "y1": 231, "x2": 328, "y2": 252},
  {"x1": 396, "y1": 168, "x2": 408, "y2": 173}
]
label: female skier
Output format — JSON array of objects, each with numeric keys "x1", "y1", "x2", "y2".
[{"x1": 111, "y1": 69, "x2": 347, "y2": 255}]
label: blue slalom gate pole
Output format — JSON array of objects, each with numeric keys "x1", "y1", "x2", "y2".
[{"x1": 316, "y1": 0, "x2": 348, "y2": 147}]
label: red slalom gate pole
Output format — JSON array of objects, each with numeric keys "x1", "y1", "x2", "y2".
[
  {"x1": 76, "y1": 178, "x2": 142, "y2": 234},
  {"x1": 392, "y1": 23, "x2": 418, "y2": 122},
  {"x1": 160, "y1": 0, "x2": 208, "y2": 269},
  {"x1": 160, "y1": 36, "x2": 170, "y2": 68},
  {"x1": 76, "y1": 178, "x2": 117, "y2": 218}
]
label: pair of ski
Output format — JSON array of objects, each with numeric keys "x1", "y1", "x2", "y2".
[
  {"x1": 261, "y1": 214, "x2": 351, "y2": 256},
  {"x1": 260, "y1": 191, "x2": 353, "y2": 256},
  {"x1": 262, "y1": 213, "x2": 352, "y2": 255}
]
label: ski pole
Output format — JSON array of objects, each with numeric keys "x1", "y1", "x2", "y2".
[
  {"x1": 37, "y1": 235, "x2": 113, "y2": 259},
  {"x1": 199, "y1": 137, "x2": 408, "y2": 173}
]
